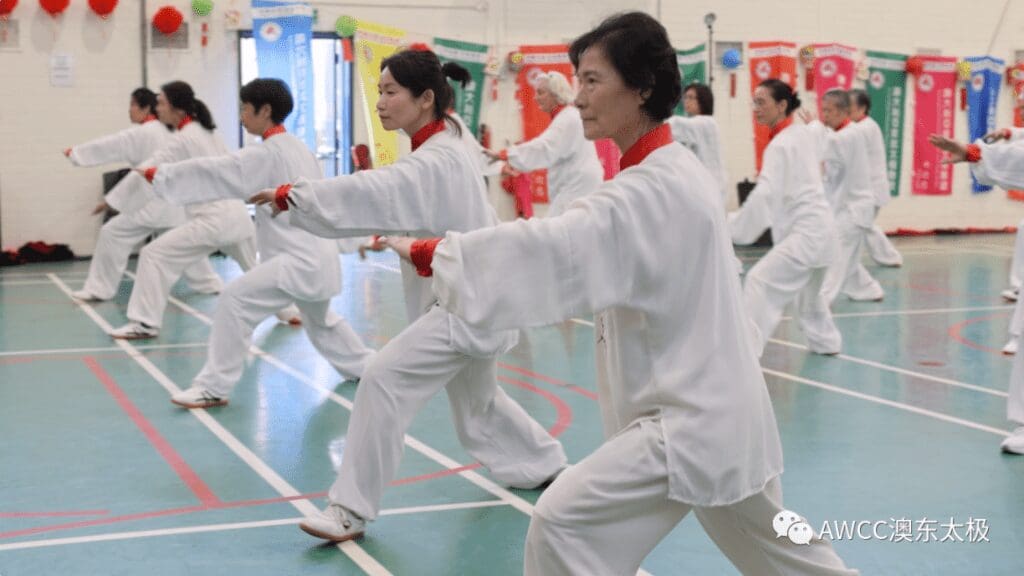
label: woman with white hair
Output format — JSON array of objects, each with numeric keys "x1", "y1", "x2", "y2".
[{"x1": 486, "y1": 71, "x2": 603, "y2": 216}]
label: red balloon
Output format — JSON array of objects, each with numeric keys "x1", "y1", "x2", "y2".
[
  {"x1": 88, "y1": 0, "x2": 118, "y2": 18},
  {"x1": 905, "y1": 56, "x2": 924, "y2": 76},
  {"x1": 152, "y1": 5, "x2": 183, "y2": 35},
  {"x1": 0, "y1": 0, "x2": 18, "y2": 19},
  {"x1": 39, "y1": 0, "x2": 68, "y2": 17}
]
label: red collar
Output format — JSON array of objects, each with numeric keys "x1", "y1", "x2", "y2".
[
  {"x1": 619, "y1": 123, "x2": 672, "y2": 171},
  {"x1": 411, "y1": 119, "x2": 447, "y2": 152},
  {"x1": 176, "y1": 116, "x2": 193, "y2": 131},
  {"x1": 835, "y1": 119, "x2": 851, "y2": 132},
  {"x1": 143, "y1": 115, "x2": 158, "y2": 123},
  {"x1": 262, "y1": 124, "x2": 286, "y2": 140},
  {"x1": 550, "y1": 105, "x2": 566, "y2": 119},
  {"x1": 768, "y1": 116, "x2": 794, "y2": 141}
]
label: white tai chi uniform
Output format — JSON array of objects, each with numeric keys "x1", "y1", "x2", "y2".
[
  {"x1": 728, "y1": 118, "x2": 842, "y2": 355},
  {"x1": 667, "y1": 114, "x2": 729, "y2": 205},
  {"x1": 68, "y1": 119, "x2": 222, "y2": 299},
  {"x1": 118, "y1": 119, "x2": 257, "y2": 329},
  {"x1": 967, "y1": 142, "x2": 1024, "y2": 450},
  {"x1": 856, "y1": 116, "x2": 903, "y2": 267},
  {"x1": 810, "y1": 120, "x2": 885, "y2": 304},
  {"x1": 431, "y1": 124, "x2": 856, "y2": 576},
  {"x1": 151, "y1": 127, "x2": 373, "y2": 395},
  {"x1": 502, "y1": 106, "x2": 603, "y2": 217},
  {"x1": 285, "y1": 120, "x2": 567, "y2": 520}
]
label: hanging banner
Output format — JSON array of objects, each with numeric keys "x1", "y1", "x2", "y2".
[
  {"x1": 354, "y1": 19, "x2": 406, "y2": 166},
  {"x1": 812, "y1": 43, "x2": 857, "y2": 116},
  {"x1": 966, "y1": 56, "x2": 1004, "y2": 193},
  {"x1": 433, "y1": 37, "x2": 488, "y2": 139},
  {"x1": 515, "y1": 45, "x2": 573, "y2": 203},
  {"x1": 674, "y1": 43, "x2": 707, "y2": 116},
  {"x1": 866, "y1": 51, "x2": 908, "y2": 198},
  {"x1": 747, "y1": 41, "x2": 797, "y2": 171},
  {"x1": 911, "y1": 56, "x2": 957, "y2": 196},
  {"x1": 1006, "y1": 62, "x2": 1024, "y2": 201},
  {"x1": 251, "y1": 1, "x2": 315, "y2": 150}
]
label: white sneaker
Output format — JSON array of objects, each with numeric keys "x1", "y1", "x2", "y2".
[
  {"x1": 1000, "y1": 427, "x2": 1024, "y2": 454},
  {"x1": 1003, "y1": 336, "x2": 1019, "y2": 355},
  {"x1": 275, "y1": 305, "x2": 302, "y2": 326},
  {"x1": 70, "y1": 289, "x2": 102, "y2": 302},
  {"x1": 299, "y1": 503, "x2": 365, "y2": 542},
  {"x1": 1001, "y1": 288, "x2": 1019, "y2": 302},
  {"x1": 109, "y1": 322, "x2": 159, "y2": 340},
  {"x1": 171, "y1": 386, "x2": 228, "y2": 409}
]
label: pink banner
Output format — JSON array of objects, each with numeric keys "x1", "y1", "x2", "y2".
[
  {"x1": 748, "y1": 41, "x2": 797, "y2": 172},
  {"x1": 912, "y1": 56, "x2": 958, "y2": 196},
  {"x1": 813, "y1": 43, "x2": 857, "y2": 116},
  {"x1": 593, "y1": 139, "x2": 621, "y2": 181}
]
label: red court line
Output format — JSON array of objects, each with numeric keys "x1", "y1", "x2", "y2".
[
  {"x1": 0, "y1": 504, "x2": 208, "y2": 540},
  {"x1": 497, "y1": 375, "x2": 573, "y2": 438},
  {"x1": 0, "y1": 510, "x2": 110, "y2": 519},
  {"x1": 83, "y1": 356, "x2": 222, "y2": 507},
  {"x1": 947, "y1": 313, "x2": 1011, "y2": 356},
  {"x1": 389, "y1": 464, "x2": 481, "y2": 487},
  {"x1": 498, "y1": 362, "x2": 598, "y2": 400}
]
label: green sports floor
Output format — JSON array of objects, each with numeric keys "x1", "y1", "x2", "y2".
[{"x1": 1, "y1": 234, "x2": 1022, "y2": 575}]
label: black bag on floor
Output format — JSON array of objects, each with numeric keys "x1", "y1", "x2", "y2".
[
  {"x1": 736, "y1": 178, "x2": 773, "y2": 247},
  {"x1": 17, "y1": 241, "x2": 75, "y2": 263}
]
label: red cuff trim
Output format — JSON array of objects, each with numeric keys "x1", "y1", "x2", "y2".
[
  {"x1": 64, "y1": 148, "x2": 72, "y2": 157},
  {"x1": 966, "y1": 144, "x2": 982, "y2": 163},
  {"x1": 274, "y1": 184, "x2": 293, "y2": 211},
  {"x1": 410, "y1": 238, "x2": 442, "y2": 277},
  {"x1": 1003, "y1": 128, "x2": 1013, "y2": 140},
  {"x1": 498, "y1": 149, "x2": 509, "y2": 161},
  {"x1": 143, "y1": 167, "x2": 157, "y2": 183}
]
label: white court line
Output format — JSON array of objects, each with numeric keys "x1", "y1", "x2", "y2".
[
  {"x1": 117, "y1": 273, "x2": 667, "y2": 574},
  {"x1": 367, "y1": 262, "x2": 401, "y2": 274},
  {"x1": 766, "y1": 338, "x2": 1008, "y2": 398},
  {"x1": 0, "y1": 500, "x2": 507, "y2": 553},
  {"x1": 0, "y1": 279, "x2": 75, "y2": 286},
  {"x1": 781, "y1": 304, "x2": 1014, "y2": 321},
  {"x1": 0, "y1": 342, "x2": 208, "y2": 358},
  {"x1": 569, "y1": 318, "x2": 594, "y2": 327},
  {"x1": 0, "y1": 271, "x2": 89, "y2": 279},
  {"x1": 48, "y1": 274, "x2": 390, "y2": 576},
  {"x1": 762, "y1": 368, "x2": 1010, "y2": 438}
]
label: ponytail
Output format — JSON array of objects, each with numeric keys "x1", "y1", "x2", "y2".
[
  {"x1": 161, "y1": 80, "x2": 216, "y2": 131},
  {"x1": 192, "y1": 99, "x2": 216, "y2": 131},
  {"x1": 759, "y1": 79, "x2": 801, "y2": 117},
  {"x1": 442, "y1": 61, "x2": 471, "y2": 89}
]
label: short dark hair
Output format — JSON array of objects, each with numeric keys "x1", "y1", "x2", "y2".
[
  {"x1": 849, "y1": 88, "x2": 871, "y2": 114},
  {"x1": 239, "y1": 78, "x2": 294, "y2": 124},
  {"x1": 758, "y1": 79, "x2": 802, "y2": 117},
  {"x1": 569, "y1": 12, "x2": 681, "y2": 121},
  {"x1": 684, "y1": 82, "x2": 714, "y2": 115},
  {"x1": 822, "y1": 89, "x2": 850, "y2": 112},
  {"x1": 131, "y1": 88, "x2": 157, "y2": 115},
  {"x1": 380, "y1": 48, "x2": 461, "y2": 135}
]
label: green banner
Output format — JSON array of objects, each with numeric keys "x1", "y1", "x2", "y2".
[
  {"x1": 866, "y1": 50, "x2": 908, "y2": 197},
  {"x1": 674, "y1": 43, "x2": 707, "y2": 116},
  {"x1": 433, "y1": 37, "x2": 489, "y2": 138}
]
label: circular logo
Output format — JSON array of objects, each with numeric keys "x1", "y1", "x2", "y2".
[
  {"x1": 526, "y1": 67, "x2": 545, "y2": 88},
  {"x1": 259, "y1": 22, "x2": 282, "y2": 43},
  {"x1": 820, "y1": 60, "x2": 837, "y2": 78},
  {"x1": 971, "y1": 74, "x2": 985, "y2": 91},
  {"x1": 756, "y1": 60, "x2": 772, "y2": 79},
  {"x1": 917, "y1": 74, "x2": 934, "y2": 92},
  {"x1": 870, "y1": 71, "x2": 885, "y2": 89}
]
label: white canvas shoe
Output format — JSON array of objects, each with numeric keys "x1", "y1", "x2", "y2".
[
  {"x1": 70, "y1": 289, "x2": 102, "y2": 302},
  {"x1": 1002, "y1": 336, "x2": 1019, "y2": 355},
  {"x1": 109, "y1": 322, "x2": 159, "y2": 340},
  {"x1": 1000, "y1": 427, "x2": 1024, "y2": 455},
  {"x1": 1001, "y1": 288, "x2": 1019, "y2": 302},
  {"x1": 299, "y1": 503, "x2": 366, "y2": 542},
  {"x1": 171, "y1": 386, "x2": 228, "y2": 409}
]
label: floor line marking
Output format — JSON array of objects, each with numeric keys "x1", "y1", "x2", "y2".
[{"x1": 0, "y1": 342, "x2": 207, "y2": 358}]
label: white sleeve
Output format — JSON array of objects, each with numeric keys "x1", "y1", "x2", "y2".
[
  {"x1": 107, "y1": 136, "x2": 191, "y2": 213},
  {"x1": 667, "y1": 116, "x2": 700, "y2": 147},
  {"x1": 69, "y1": 125, "x2": 151, "y2": 167},
  {"x1": 504, "y1": 113, "x2": 573, "y2": 172},
  {"x1": 152, "y1": 146, "x2": 276, "y2": 205},
  {"x1": 971, "y1": 143, "x2": 1024, "y2": 189},
  {"x1": 728, "y1": 145, "x2": 783, "y2": 244},
  {"x1": 1008, "y1": 127, "x2": 1024, "y2": 142},
  {"x1": 432, "y1": 186, "x2": 637, "y2": 330}
]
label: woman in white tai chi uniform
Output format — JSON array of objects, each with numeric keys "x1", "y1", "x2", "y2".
[
  {"x1": 108, "y1": 81, "x2": 258, "y2": 340},
  {"x1": 64, "y1": 88, "x2": 222, "y2": 302},
  {"x1": 667, "y1": 82, "x2": 729, "y2": 204},
  {"x1": 141, "y1": 79, "x2": 373, "y2": 408},
  {"x1": 931, "y1": 132, "x2": 1024, "y2": 454},
  {"x1": 729, "y1": 79, "x2": 842, "y2": 356},
  {"x1": 486, "y1": 71, "x2": 603, "y2": 217},
  {"x1": 251, "y1": 48, "x2": 567, "y2": 542},
  {"x1": 388, "y1": 13, "x2": 857, "y2": 575}
]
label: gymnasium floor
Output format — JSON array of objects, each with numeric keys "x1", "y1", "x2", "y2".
[{"x1": 1, "y1": 234, "x2": 1022, "y2": 575}]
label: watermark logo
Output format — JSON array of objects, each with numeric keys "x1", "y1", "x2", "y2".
[
  {"x1": 774, "y1": 510, "x2": 814, "y2": 545},
  {"x1": 773, "y1": 511, "x2": 991, "y2": 544}
]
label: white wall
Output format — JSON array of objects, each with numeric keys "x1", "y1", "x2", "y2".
[{"x1": 3, "y1": 0, "x2": 1024, "y2": 255}]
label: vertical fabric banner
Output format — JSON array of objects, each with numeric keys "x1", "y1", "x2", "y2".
[
  {"x1": 866, "y1": 51, "x2": 908, "y2": 198},
  {"x1": 966, "y1": 56, "x2": 1004, "y2": 193},
  {"x1": 1006, "y1": 63, "x2": 1024, "y2": 200},
  {"x1": 747, "y1": 41, "x2": 797, "y2": 171},
  {"x1": 251, "y1": 1, "x2": 315, "y2": 150},
  {"x1": 433, "y1": 38, "x2": 488, "y2": 138},
  {"x1": 812, "y1": 43, "x2": 857, "y2": 116},
  {"x1": 674, "y1": 43, "x2": 707, "y2": 116},
  {"x1": 516, "y1": 45, "x2": 574, "y2": 203},
  {"x1": 911, "y1": 56, "x2": 957, "y2": 196},
  {"x1": 353, "y1": 20, "x2": 406, "y2": 167}
]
